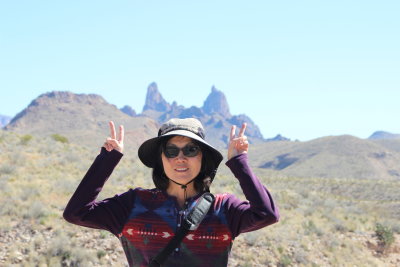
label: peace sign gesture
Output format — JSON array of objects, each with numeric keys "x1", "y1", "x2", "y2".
[
  {"x1": 103, "y1": 121, "x2": 124, "y2": 153},
  {"x1": 228, "y1": 123, "x2": 249, "y2": 160}
]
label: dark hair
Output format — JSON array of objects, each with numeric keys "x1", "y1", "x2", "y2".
[{"x1": 152, "y1": 136, "x2": 218, "y2": 193}]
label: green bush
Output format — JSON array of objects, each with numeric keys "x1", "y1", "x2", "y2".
[
  {"x1": 375, "y1": 223, "x2": 395, "y2": 248},
  {"x1": 20, "y1": 134, "x2": 33, "y2": 145},
  {"x1": 97, "y1": 250, "x2": 106, "y2": 259},
  {"x1": 51, "y1": 134, "x2": 69, "y2": 143},
  {"x1": 278, "y1": 254, "x2": 292, "y2": 267}
]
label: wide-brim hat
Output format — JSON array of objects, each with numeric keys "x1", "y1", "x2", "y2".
[{"x1": 138, "y1": 118, "x2": 223, "y2": 170}]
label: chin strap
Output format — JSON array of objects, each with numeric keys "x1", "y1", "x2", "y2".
[{"x1": 169, "y1": 177, "x2": 197, "y2": 208}]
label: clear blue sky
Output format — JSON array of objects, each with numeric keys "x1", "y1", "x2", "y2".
[{"x1": 1, "y1": 1, "x2": 399, "y2": 141}]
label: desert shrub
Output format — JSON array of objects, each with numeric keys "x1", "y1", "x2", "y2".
[
  {"x1": 97, "y1": 250, "x2": 106, "y2": 259},
  {"x1": 375, "y1": 223, "x2": 395, "y2": 249},
  {"x1": 21, "y1": 185, "x2": 40, "y2": 201},
  {"x1": 68, "y1": 247, "x2": 97, "y2": 266},
  {"x1": 99, "y1": 230, "x2": 109, "y2": 239},
  {"x1": 24, "y1": 201, "x2": 48, "y2": 219},
  {"x1": 63, "y1": 152, "x2": 81, "y2": 163},
  {"x1": 51, "y1": 134, "x2": 69, "y2": 143},
  {"x1": 0, "y1": 164, "x2": 16, "y2": 175},
  {"x1": 293, "y1": 247, "x2": 309, "y2": 265},
  {"x1": 20, "y1": 134, "x2": 33, "y2": 145},
  {"x1": 0, "y1": 198, "x2": 20, "y2": 217},
  {"x1": 303, "y1": 220, "x2": 323, "y2": 236},
  {"x1": 391, "y1": 223, "x2": 400, "y2": 234},
  {"x1": 276, "y1": 190, "x2": 299, "y2": 210},
  {"x1": 278, "y1": 254, "x2": 292, "y2": 267},
  {"x1": 243, "y1": 231, "x2": 260, "y2": 246},
  {"x1": 57, "y1": 178, "x2": 77, "y2": 195}
]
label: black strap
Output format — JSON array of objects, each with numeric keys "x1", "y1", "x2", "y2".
[{"x1": 149, "y1": 192, "x2": 215, "y2": 267}]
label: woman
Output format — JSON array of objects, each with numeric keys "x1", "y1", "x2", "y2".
[{"x1": 63, "y1": 118, "x2": 279, "y2": 267}]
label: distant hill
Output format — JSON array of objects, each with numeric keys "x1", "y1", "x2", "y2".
[
  {"x1": 5, "y1": 91, "x2": 158, "y2": 150},
  {"x1": 121, "y1": 82, "x2": 273, "y2": 148},
  {"x1": 0, "y1": 114, "x2": 11, "y2": 128},
  {"x1": 250, "y1": 135, "x2": 400, "y2": 180},
  {"x1": 368, "y1": 131, "x2": 400, "y2": 140}
]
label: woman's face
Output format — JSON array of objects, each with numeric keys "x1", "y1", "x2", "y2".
[{"x1": 161, "y1": 136, "x2": 202, "y2": 185}]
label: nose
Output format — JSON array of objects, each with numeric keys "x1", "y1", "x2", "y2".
[{"x1": 175, "y1": 150, "x2": 187, "y2": 161}]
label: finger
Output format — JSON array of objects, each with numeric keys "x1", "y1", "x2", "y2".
[
  {"x1": 109, "y1": 121, "x2": 116, "y2": 139},
  {"x1": 230, "y1": 125, "x2": 236, "y2": 141},
  {"x1": 106, "y1": 143, "x2": 112, "y2": 152},
  {"x1": 104, "y1": 142, "x2": 111, "y2": 152},
  {"x1": 118, "y1": 125, "x2": 124, "y2": 142},
  {"x1": 106, "y1": 138, "x2": 118, "y2": 147},
  {"x1": 239, "y1": 123, "x2": 247, "y2": 137}
]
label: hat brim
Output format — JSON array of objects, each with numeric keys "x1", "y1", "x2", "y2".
[{"x1": 138, "y1": 129, "x2": 223, "y2": 169}]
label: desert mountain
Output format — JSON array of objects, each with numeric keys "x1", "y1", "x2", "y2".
[
  {"x1": 250, "y1": 135, "x2": 400, "y2": 180},
  {"x1": 0, "y1": 114, "x2": 11, "y2": 128},
  {"x1": 132, "y1": 82, "x2": 267, "y2": 148},
  {"x1": 5, "y1": 87, "x2": 400, "y2": 180},
  {"x1": 368, "y1": 131, "x2": 400, "y2": 140},
  {"x1": 5, "y1": 91, "x2": 158, "y2": 150}
]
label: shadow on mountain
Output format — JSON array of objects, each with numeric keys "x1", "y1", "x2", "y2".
[{"x1": 260, "y1": 153, "x2": 299, "y2": 170}]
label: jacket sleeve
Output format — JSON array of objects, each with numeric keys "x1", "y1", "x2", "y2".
[
  {"x1": 63, "y1": 147, "x2": 134, "y2": 236},
  {"x1": 224, "y1": 153, "x2": 279, "y2": 238}
]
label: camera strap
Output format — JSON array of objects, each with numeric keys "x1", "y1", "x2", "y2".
[{"x1": 149, "y1": 192, "x2": 215, "y2": 267}]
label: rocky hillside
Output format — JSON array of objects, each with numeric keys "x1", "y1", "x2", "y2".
[
  {"x1": 4, "y1": 91, "x2": 158, "y2": 150},
  {"x1": 122, "y1": 82, "x2": 268, "y2": 148}
]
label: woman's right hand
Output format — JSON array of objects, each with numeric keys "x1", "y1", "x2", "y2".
[{"x1": 103, "y1": 121, "x2": 124, "y2": 153}]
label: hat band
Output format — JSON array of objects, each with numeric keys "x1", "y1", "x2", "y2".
[{"x1": 159, "y1": 126, "x2": 205, "y2": 139}]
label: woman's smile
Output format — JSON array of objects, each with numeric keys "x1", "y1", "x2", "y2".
[{"x1": 161, "y1": 136, "x2": 202, "y2": 184}]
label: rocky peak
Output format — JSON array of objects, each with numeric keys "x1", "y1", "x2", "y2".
[
  {"x1": 202, "y1": 86, "x2": 231, "y2": 118},
  {"x1": 142, "y1": 82, "x2": 171, "y2": 112},
  {"x1": 265, "y1": 134, "x2": 291, "y2": 142},
  {"x1": 120, "y1": 105, "x2": 136, "y2": 117}
]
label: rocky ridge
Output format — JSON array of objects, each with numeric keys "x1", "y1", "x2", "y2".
[{"x1": 124, "y1": 82, "x2": 268, "y2": 148}]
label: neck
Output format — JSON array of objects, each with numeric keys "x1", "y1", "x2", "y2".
[{"x1": 166, "y1": 180, "x2": 198, "y2": 208}]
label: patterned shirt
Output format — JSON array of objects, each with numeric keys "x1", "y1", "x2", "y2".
[{"x1": 63, "y1": 148, "x2": 279, "y2": 267}]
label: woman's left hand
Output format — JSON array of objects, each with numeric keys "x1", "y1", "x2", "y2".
[{"x1": 228, "y1": 123, "x2": 249, "y2": 160}]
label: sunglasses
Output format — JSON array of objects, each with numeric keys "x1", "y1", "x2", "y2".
[{"x1": 163, "y1": 144, "x2": 201, "y2": 158}]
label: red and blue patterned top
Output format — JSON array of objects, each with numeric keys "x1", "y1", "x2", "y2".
[{"x1": 63, "y1": 148, "x2": 279, "y2": 267}]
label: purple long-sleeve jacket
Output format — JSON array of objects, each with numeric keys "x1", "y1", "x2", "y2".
[{"x1": 63, "y1": 148, "x2": 279, "y2": 267}]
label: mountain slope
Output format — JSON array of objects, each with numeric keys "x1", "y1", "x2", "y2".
[
  {"x1": 250, "y1": 135, "x2": 400, "y2": 180},
  {"x1": 5, "y1": 91, "x2": 158, "y2": 150}
]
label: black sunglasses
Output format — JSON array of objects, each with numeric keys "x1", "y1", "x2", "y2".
[{"x1": 163, "y1": 144, "x2": 201, "y2": 158}]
